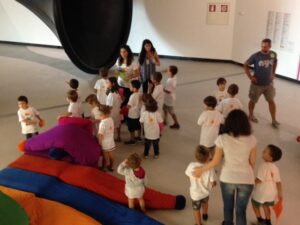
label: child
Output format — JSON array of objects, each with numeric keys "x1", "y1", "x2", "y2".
[
  {"x1": 17, "y1": 96, "x2": 43, "y2": 139},
  {"x1": 148, "y1": 72, "x2": 164, "y2": 118},
  {"x1": 185, "y1": 146, "x2": 216, "y2": 225},
  {"x1": 60, "y1": 90, "x2": 82, "y2": 118},
  {"x1": 66, "y1": 78, "x2": 83, "y2": 116},
  {"x1": 94, "y1": 68, "x2": 109, "y2": 105},
  {"x1": 217, "y1": 83, "x2": 242, "y2": 118},
  {"x1": 117, "y1": 153, "x2": 146, "y2": 212},
  {"x1": 215, "y1": 77, "x2": 228, "y2": 103},
  {"x1": 197, "y1": 96, "x2": 223, "y2": 152},
  {"x1": 125, "y1": 80, "x2": 142, "y2": 145},
  {"x1": 252, "y1": 145, "x2": 283, "y2": 225},
  {"x1": 163, "y1": 65, "x2": 180, "y2": 129},
  {"x1": 98, "y1": 105, "x2": 115, "y2": 172},
  {"x1": 106, "y1": 77, "x2": 122, "y2": 142},
  {"x1": 85, "y1": 94, "x2": 101, "y2": 136},
  {"x1": 140, "y1": 93, "x2": 154, "y2": 115},
  {"x1": 139, "y1": 98, "x2": 163, "y2": 159}
]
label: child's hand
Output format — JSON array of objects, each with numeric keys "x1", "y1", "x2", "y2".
[{"x1": 39, "y1": 120, "x2": 45, "y2": 128}]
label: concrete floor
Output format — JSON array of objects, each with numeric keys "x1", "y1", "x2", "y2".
[{"x1": 0, "y1": 44, "x2": 299, "y2": 225}]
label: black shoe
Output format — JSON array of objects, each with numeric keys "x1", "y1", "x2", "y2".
[
  {"x1": 106, "y1": 166, "x2": 114, "y2": 172},
  {"x1": 134, "y1": 137, "x2": 143, "y2": 142},
  {"x1": 202, "y1": 214, "x2": 208, "y2": 221},
  {"x1": 170, "y1": 124, "x2": 180, "y2": 129},
  {"x1": 124, "y1": 140, "x2": 136, "y2": 145}
]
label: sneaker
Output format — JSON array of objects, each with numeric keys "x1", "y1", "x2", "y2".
[
  {"x1": 202, "y1": 214, "x2": 208, "y2": 221},
  {"x1": 134, "y1": 137, "x2": 143, "y2": 142},
  {"x1": 143, "y1": 155, "x2": 149, "y2": 159},
  {"x1": 170, "y1": 124, "x2": 180, "y2": 129},
  {"x1": 154, "y1": 155, "x2": 159, "y2": 159},
  {"x1": 124, "y1": 140, "x2": 136, "y2": 145}
]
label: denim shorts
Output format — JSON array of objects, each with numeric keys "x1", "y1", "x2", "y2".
[{"x1": 192, "y1": 196, "x2": 209, "y2": 210}]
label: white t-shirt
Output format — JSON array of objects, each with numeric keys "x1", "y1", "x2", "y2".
[
  {"x1": 185, "y1": 162, "x2": 216, "y2": 201},
  {"x1": 116, "y1": 59, "x2": 138, "y2": 88},
  {"x1": 214, "y1": 89, "x2": 228, "y2": 103},
  {"x1": 94, "y1": 78, "x2": 109, "y2": 105},
  {"x1": 17, "y1": 106, "x2": 39, "y2": 134},
  {"x1": 98, "y1": 117, "x2": 115, "y2": 151},
  {"x1": 91, "y1": 106, "x2": 101, "y2": 135},
  {"x1": 106, "y1": 92, "x2": 122, "y2": 128},
  {"x1": 152, "y1": 84, "x2": 165, "y2": 116},
  {"x1": 128, "y1": 92, "x2": 141, "y2": 119},
  {"x1": 217, "y1": 97, "x2": 243, "y2": 118},
  {"x1": 164, "y1": 76, "x2": 177, "y2": 106},
  {"x1": 139, "y1": 111, "x2": 163, "y2": 140},
  {"x1": 215, "y1": 134, "x2": 257, "y2": 184},
  {"x1": 197, "y1": 110, "x2": 224, "y2": 148},
  {"x1": 91, "y1": 106, "x2": 101, "y2": 120},
  {"x1": 68, "y1": 102, "x2": 81, "y2": 118},
  {"x1": 252, "y1": 162, "x2": 281, "y2": 203},
  {"x1": 117, "y1": 162, "x2": 146, "y2": 199}
]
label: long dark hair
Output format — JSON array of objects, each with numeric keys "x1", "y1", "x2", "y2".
[
  {"x1": 118, "y1": 44, "x2": 133, "y2": 66},
  {"x1": 107, "y1": 76, "x2": 119, "y2": 94},
  {"x1": 223, "y1": 109, "x2": 252, "y2": 137},
  {"x1": 138, "y1": 39, "x2": 156, "y2": 65}
]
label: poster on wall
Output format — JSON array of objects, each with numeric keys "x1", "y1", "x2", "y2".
[
  {"x1": 266, "y1": 11, "x2": 292, "y2": 51},
  {"x1": 207, "y1": 3, "x2": 230, "y2": 25}
]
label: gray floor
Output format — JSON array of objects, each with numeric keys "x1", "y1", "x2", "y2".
[{"x1": 0, "y1": 44, "x2": 299, "y2": 225}]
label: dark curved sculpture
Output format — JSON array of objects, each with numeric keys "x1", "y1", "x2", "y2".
[{"x1": 16, "y1": 0, "x2": 133, "y2": 74}]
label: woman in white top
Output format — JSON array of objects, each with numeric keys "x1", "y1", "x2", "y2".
[
  {"x1": 193, "y1": 109, "x2": 257, "y2": 225},
  {"x1": 115, "y1": 44, "x2": 139, "y2": 108}
]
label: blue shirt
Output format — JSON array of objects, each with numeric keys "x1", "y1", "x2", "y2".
[{"x1": 246, "y1": 51, "x2": 277, "y2": 86}]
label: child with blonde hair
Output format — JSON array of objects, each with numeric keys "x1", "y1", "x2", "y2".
[
  {"x1": 85, "y1": 94, "x2": 101, "y2": 135},
  {"x1": 185, "y1": 146, "x2": 216, "y2": 225},
  {"x1": 98, "y1": 105, "x2": 115, "y2": 172},
  {"x1": 94, "y1": 68, "x2": 109, "y2": 104},
  {"x1": 117, "y1": 153, "x2": 147, "y2": 212}
]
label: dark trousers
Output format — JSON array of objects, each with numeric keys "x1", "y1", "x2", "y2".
[
  {"x1": 144, "y1": 138, "x2": 160, "y2": 156},
  {"x1": 25, "y1": 132, "x2": 39, "y2": 140},
  {"x1": 142, "y1": 79, "x2": 152, "y2": 94},
  {"x1": 121, "y1": 87, "x2": 132, "y2": 108}
]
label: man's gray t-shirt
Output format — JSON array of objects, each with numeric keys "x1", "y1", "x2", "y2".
[{"x1": 246, "y1": 51, "x2": 277, "y2": 86}]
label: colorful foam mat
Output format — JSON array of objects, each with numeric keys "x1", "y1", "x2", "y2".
[
  {"x1": 0, "y1": 168, "x2": 163, "y2": 225},
  {"x1": 0, "y1": 186, "x2": 101, "y2": 225},
  {"x1": 0, "y1": 189, "x2": 29, "y2": 225},
  {"x1": 9, "y1": 154, "x2": 186, "y2": 210}
]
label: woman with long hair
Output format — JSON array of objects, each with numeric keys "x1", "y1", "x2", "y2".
[
  {"x1": 115, "y1": 44, "x2": 139, "y2": 107},
  {"x1": 193, "y1": 109, "x2": 257, "y2": 225},
  {"x1": 138, "y1": 39, "x2": 160, "y2": 93}
]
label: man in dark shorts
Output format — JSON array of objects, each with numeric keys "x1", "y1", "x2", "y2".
[{"x1": 244, "y1": 38, "x2": 280, "y2": 128}]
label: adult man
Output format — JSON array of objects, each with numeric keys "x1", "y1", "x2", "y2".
[{"x1": 244, "y1": 38, "x2": 279, "y2": 128}]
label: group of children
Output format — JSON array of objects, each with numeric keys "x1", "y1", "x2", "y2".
[
  {"x1": 16, "y1": 68, "x2": 283, "y2": 224},
  {"x1": 188, "y1": 77, "x2": 283, "y2": 225}
]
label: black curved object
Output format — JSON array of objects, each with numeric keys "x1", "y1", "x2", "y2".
[{"x1": 16, "y1": 0, "x2": 133, "y2": 74}]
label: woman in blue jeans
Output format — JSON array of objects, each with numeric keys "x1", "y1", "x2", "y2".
[{"x1": 193, "y1": 109, "x2": 257, "y2": 225}]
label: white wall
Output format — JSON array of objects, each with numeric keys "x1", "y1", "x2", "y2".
[
  {"x1": 0, "y1": 0, "x2": 300, "y2": 80},
  {"x1": 0, "y1": 0, "x2": 60, "y2": 46},
  {"x1": 128, "y1": 0, "x2": 236, "y2": 59},
  {"x1": 232, "y1": 0, "x2": 300, "y2": 80}
]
